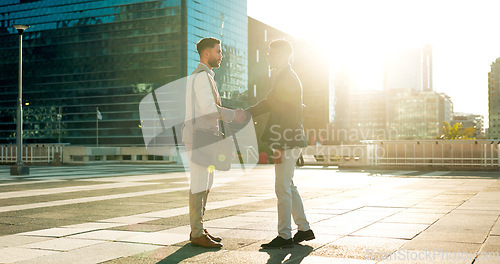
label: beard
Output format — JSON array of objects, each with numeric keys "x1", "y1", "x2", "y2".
[{"x1": 208, "y1": 57, "x2": 221, "y2": 68}]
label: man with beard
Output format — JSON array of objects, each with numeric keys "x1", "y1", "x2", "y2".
[
  {"x1": 182, "y1": 37, "x2": 245, "y2": 248},
  {"x1": 247, "y1": 39, "x2": 315, "y2": 249}
]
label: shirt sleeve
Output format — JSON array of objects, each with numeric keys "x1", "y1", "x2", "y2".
[{"x1": 193, "y1": 73, "x2": 235, "y2": 123}]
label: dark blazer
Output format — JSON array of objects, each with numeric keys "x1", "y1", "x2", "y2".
[{"x1": 247, "y1": 65, "x2": 307, "y2": 150}]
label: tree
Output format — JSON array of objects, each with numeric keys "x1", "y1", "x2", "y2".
[{"x1": 438, "y1": 121, "x2": 476, "y2": 140}]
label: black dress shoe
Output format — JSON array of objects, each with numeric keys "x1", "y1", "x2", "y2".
[
  {"x1": 293, "y1": 229, "x2": 315, "y2": 243},
  {"x1": 261, "y1": 236, "x2": 293, "y2": 249}
]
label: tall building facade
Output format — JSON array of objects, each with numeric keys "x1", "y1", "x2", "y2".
[
  {"x1": 489, "y1": 58, "x2": 500, "y2": 139},
  {"x1": 332, "y1": 68, "x2": 350, "y2": 138},
  {"x1": 347, "y1": 89, "x2": 387, "y2": 142},
  {"x1": 0, "y1": 0, "x2": 247, "y2": 145},
  {"x1": 247, "y1": 16, "x2": 290, "y2": 106},
  {"x1": 386, "y1": 90, "x2": 453, "y2": 139},
  {"x1": 383, "y1": 45, "x2": 433, "y2": 92},
  {"x1": 341, "y1": 89, "x2": 453, "y2": 142}
]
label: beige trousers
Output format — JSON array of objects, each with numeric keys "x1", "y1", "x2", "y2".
[{"x1": 185, "y1": 143, "x2": 214, "y2": 238}]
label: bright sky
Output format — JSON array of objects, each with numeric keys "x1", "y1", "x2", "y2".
[{"x1": 248, "y1": 0, "x2": 500, "y2": 127}]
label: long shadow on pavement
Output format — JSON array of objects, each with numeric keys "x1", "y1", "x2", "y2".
[
  {"x1": 156, "y1": 244, "x2": 221, "y2": 264},
  {"x1": 260, "y1": 244, "x2": 314, "y2": 264}
]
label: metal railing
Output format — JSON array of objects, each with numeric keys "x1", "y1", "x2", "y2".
[
  {"x1": 0, "y1": 144, "x2": 65, "y2": 164},
  {"x1": 368, "y1": 140, "x2": 500, "y2": 169},
  {"x1": 2, "y1": 141, "x2": 498, "y2": 170},
  {"x1": 301, "y1": 140, "x2": 500, "y2": 170}
]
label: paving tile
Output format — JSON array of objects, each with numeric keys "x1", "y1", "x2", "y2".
[
  {"x1": 1, "y1": 166, "x2": 499, "y2": 263},
  {"x1": 413, "y1": 231, "x2": 488, "y2": 244},
  {"x1": 309, "y1": 224, "x2": 368, "y2": 236},
  {"x1": 313, "y1": 215, "x2": 374, "y2": 227},
  {"x1": 204, "y1": 217, "x2": 259, "y2": 229},
  {"x1": 380, "y1": 212, "x2": 443, "y2": 224},
  {"x1": 99, "y1": 256, "x2": 159, "y2": 264},
  {"x1": 473, "y1": 252, "x2": 500, "y2": 264},
  {"x1": 238, "y1": 219, "x2": 276, "y2": 231},
  {"x1": 118, "y1": 231, "x2": 187, "y2": 246},
  {"x1": 296, "y1": 234, "x2": 342, "y2": 247},
  {"x1": 189, "y1": 247, "x2": 299, "y2": 264},
  {"x1": 62, "y1": 222, "x2": 126, "y2": 230},
  {"x1": 237, "y1": 210, "x2": 277, "y2": 218},
  {"x1": 158, "y1": 225, "x2": 191, "y2": 235},
  {"x1": 425, "y1": 222, "x2": 492, "y2": 234},
  {"x1": 13, "y1": 241, "x2": 161, "y2": 264},
  {"x1": 404, "y1": 208, "x2": 454, "y2": 214},
  {"x1": 401, "y1": 239, "x2": 482, "y2": 253},
  {"x1": 340, "y1": 207, "x2": 402, "y2": 221},
  {"x1": 305, "y1": 208, "x2": 347, "y2": 215},
  {"x1": 0, "y1": 247, "x2": 57, "y2": 263},
  {"x1": 0, "y1": 182, "x2": 158, "y2": 199},
  {"x1": 374, "y1": 198, "x2": 421, "y2": 207},
  {"x1": 376, "y1": 249, "x2": 477, "y2": 264},
  {"x1": 311, "y1": 236, "x2": 406, "y2": 260},
  {"x1": 206, "y1": 227, "x2": 276, "y2": 240},
  {"x1": 0, "y1": 234, "x2": 51, "y2": 247},
  {"x1": 484, "y1": 235, "x2": 500, "y2": 245},
  {"x1": 489, "y1": 221, "x2": 500, "y2": 236},
  {"x1": 135, "y1": 207, "x2": 189, "y2": 218},
  {"x1": 67, "y1": 230, "x2": 140, "y2": 241},
  {"x1": 19, "y1": 237, "x2": 106, "y2": 251},
  {"x1": 19, "y1": 227, "x2": 91, "y2": 238},
  {"x1": 171, "y1": 237, "x2": 258, "y2": 250},
  {"x1": 109, "y1": 223, "x2": 168, "y2": 232},
  {"x1": 351, "y1": 222, "x2": 428, "y2": 239},
  {"x1": 97, "y1": 216, "x2": 161, "y2": 224},
  {"x1": 130, "y1": 245, "x2": 185, "y2": 260},
  {"x1": 301, "y1": 256, "x2": 377, "y2": 263}
]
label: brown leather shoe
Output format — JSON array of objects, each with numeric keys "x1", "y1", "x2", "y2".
[
  {"x1": 204, "y1": 229, "x2": 222, "y2": 242},
  {"x1": 190, "y1": 234, "x2": 223, "y2": 248}
]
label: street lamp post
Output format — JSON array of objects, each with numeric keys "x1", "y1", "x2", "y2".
[{"x1": 10, "y1": 24, "x2": 30, "y2": 176}]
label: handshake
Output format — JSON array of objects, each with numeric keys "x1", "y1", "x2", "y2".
[{"x1": 233, "y1": 108, "x2": 248, "y2": 123}]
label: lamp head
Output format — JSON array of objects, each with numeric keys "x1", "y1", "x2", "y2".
[{"x1": 13, "y1": 25, "x2": 29, "y2": 35}]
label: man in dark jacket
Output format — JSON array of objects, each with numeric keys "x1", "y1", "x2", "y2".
[{"x1": 247, "y1": 39, "x2": 315, "y2": 249}]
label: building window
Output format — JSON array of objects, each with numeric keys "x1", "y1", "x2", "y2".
[
  {"x1": 254, "y1": 84, "x2": 257, "y2": 97},
  {"x1": 264, "y1": 29, "x2": 267, "y2": 42},
  {"x1": 256, "y1": 49, "x2": 259, "y2": 63}
]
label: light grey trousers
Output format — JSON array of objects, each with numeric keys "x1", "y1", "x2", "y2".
[{"x1": 275, "y1": 148, "x2": 310, "y2": 239}]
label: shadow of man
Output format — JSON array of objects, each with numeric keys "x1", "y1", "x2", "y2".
[
  {"x1": 156, "y1": 244, "x2": 222, "y2": 264},
  {"x1": 259, "y1": 244, "x2": 314, "y2": 264}
]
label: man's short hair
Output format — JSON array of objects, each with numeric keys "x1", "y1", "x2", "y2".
[
  {"x1": 196, "y1": 37, "x2": 221, "y2": 55},
  {"x1": 270, "y1": 39, "x2": 293, "y2": 56}
]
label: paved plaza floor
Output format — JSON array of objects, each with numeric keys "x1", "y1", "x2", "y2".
[{"x1": 0, "y1": 164, "x2": 499, "y2": 263}]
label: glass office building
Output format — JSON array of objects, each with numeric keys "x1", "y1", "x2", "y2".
[{"x1": 0, "y1": 0, "x2": 247, "y2": 145}]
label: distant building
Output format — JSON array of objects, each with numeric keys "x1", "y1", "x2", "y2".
[
  {"x1": 489, "y1": 58, "x2": 500, "y2": 139},
  {"x1": 345, "y1": 89, "x2": 387, "y2": 142},
  {"x1": 0, "y1": 0, "x2": 248, "y2": 145},
  {"x1": 342, "y1": 89, "x2": 453, "y2": 142},
  {"x1": 247, "y1": 17, "x2": 331, "y2": 144},
  {"x1": 383, "y1": 45, "x2": 433, "y2": 92},
  {"x1": 292, "y1": 39, "x2": 330, "y2": 136},
  {"x1": 386, "y1": 90, "x2": 453, "y2": 139},
  {"x1": 331, "y1": 68, "x2": 351, "y2": 143},
  {"x1": 452, "y1": 112, "x2": 485, "y2": 138}
]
